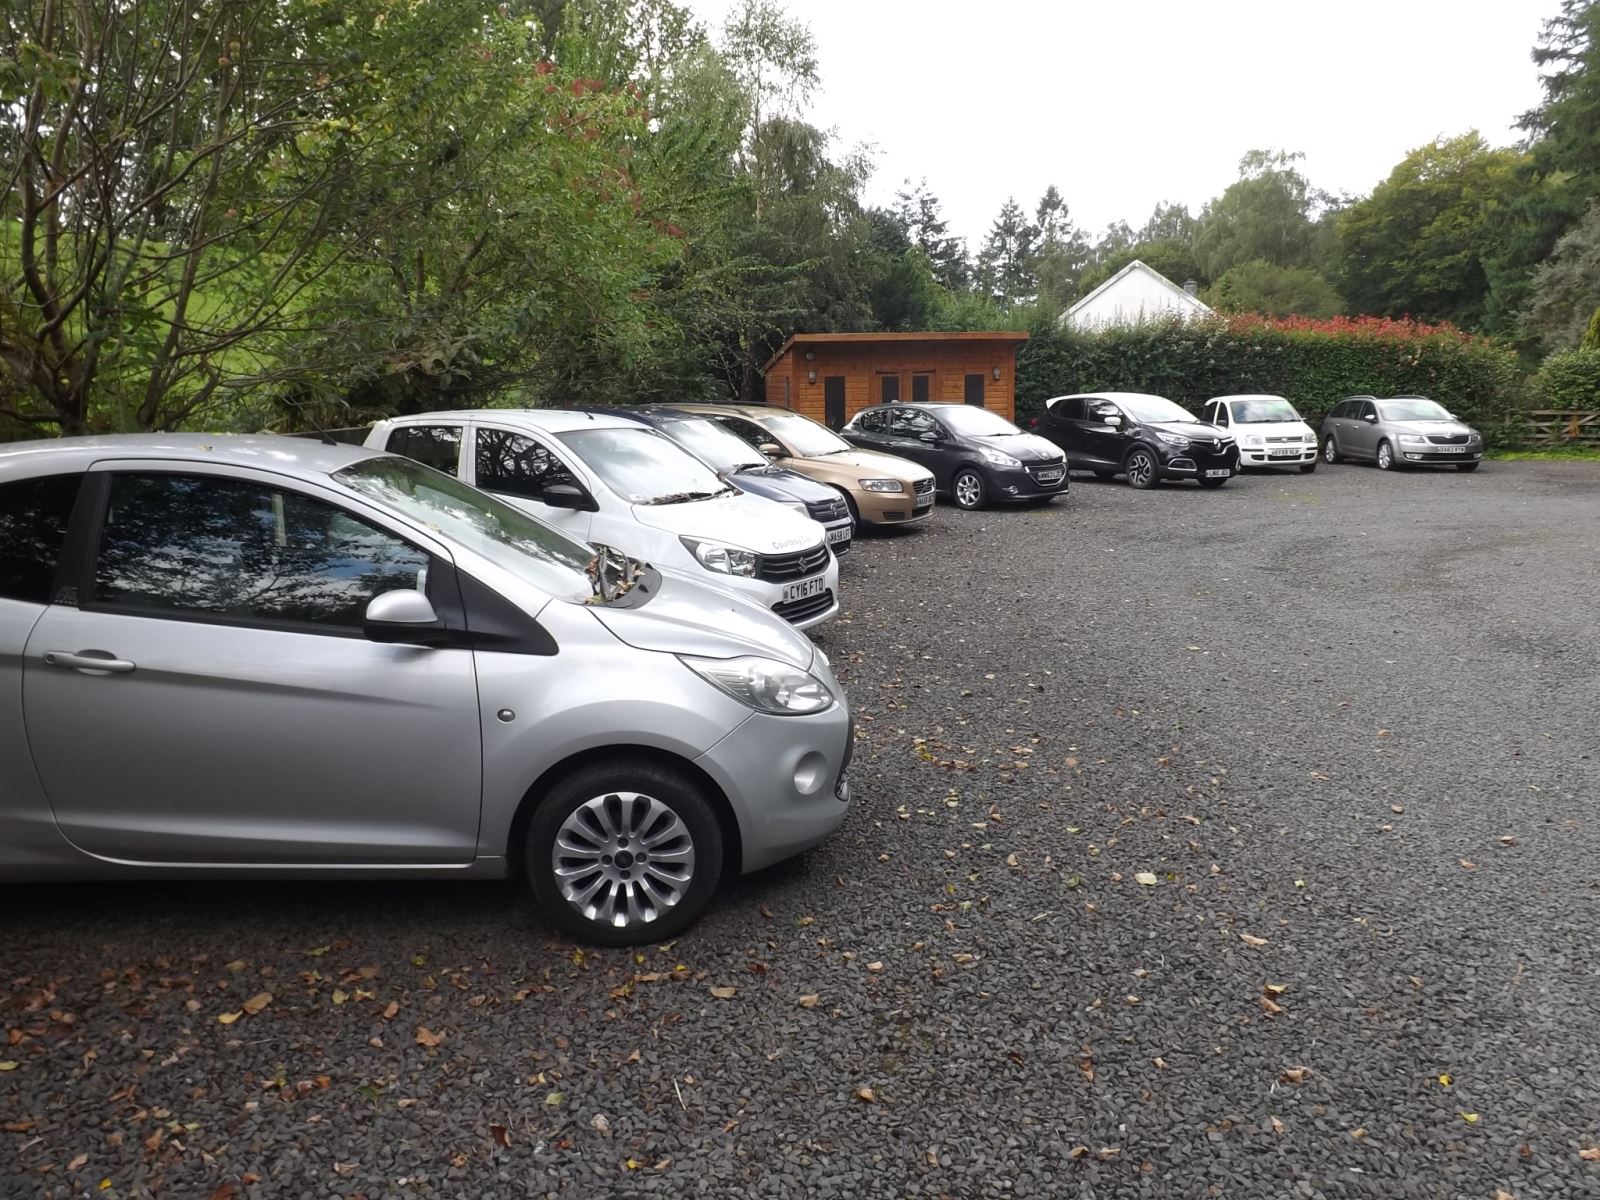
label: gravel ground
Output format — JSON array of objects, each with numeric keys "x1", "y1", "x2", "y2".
[{"x1": 4, "y1": 460, "x2": 1600, "y2": 1200}]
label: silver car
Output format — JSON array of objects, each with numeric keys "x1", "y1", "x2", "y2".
[
  {"x1": 0, "y1": 436, "x2": 851, "y2": 945},
  {"x1": 1320, "y1": 395, "x2": 1485, "y2": 472}
]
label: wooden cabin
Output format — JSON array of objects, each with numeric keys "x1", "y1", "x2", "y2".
[{"x1": 760, "y1": 332, "x2": 1030, "y2": 429}]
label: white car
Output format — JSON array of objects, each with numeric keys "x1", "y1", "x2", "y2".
[
  {"x1": 366, "y1": 411, "x2": 841, "y2": 631},
  {"x1": 1200, "y1": 394, "x2": 1319, "y2": 473}
]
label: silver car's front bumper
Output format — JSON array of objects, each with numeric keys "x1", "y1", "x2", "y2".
[{"x1": 696, "y1": 698, "x2": 852, "y2": 874}]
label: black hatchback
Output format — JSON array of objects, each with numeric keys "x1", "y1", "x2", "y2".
[
  {"x1": 840, "y1": 402, "x2": 1067, "y2": 510},
  {"x1": 1034, "y1": 392, "x2": 1239, "y2": 489}
]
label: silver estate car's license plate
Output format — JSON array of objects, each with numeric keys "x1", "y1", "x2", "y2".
[
  {"x1": 782, "y1": 575, "x2": 827, "y2": 603},
  {"x1": 1431, "y1": 444, "x2": 1465, "y2": 453},
  {"x1": 825, "y1": 525, "x2": 850, "y2": 546},
  {"x1": 1205, "y1": 468, "x2": 1230, "y2": 478}
]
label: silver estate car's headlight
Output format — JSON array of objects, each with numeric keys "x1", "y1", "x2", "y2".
[
  {"x1": 859, "y1": 478, "x2": 904, "y2": 493},
  {"x1": 1156, "y1": 431, "x2": 1191, "y2": 448},
  {"x1": 979, "y1": 447, "x2": 1021, "y2": 467},
  {"x1": 680, "y1": 655, "x2": 834, "y2": 716},
  {"x1": 680, "y1": 537, "x2": 757, "y2": 577},
  {"x1": 1398, "y1": 434, "x2": 1428, "y2": 445}
]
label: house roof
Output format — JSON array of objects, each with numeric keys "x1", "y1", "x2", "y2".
[
  {"x1": 1063, "y1": 260, "x2": 1212, "y2": 324},
  {"x1": 761, "y1": 330, "x2": 1029, "y2": 375}
]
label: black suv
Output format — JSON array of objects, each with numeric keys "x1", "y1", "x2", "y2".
[
  {"x1": 840, "y1": 402, "x2": 1067, "y2": 510},
  {"x1": 596, "y1": 406, "x2": 854, "y2": 553},
  {"x1": 1035, "y1": 392, "x2": 1239, "y2": 489}
]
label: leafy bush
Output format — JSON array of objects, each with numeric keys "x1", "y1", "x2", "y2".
[
  {"x1": 1532, "y1": 349, "x2": 1600, "y2": 409},
  {"x1": 1016, "y1": 312, "x2": 1526, "y2": 444}
]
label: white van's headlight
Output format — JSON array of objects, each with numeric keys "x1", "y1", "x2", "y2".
[
  {"x1": 681, "y1": 537, "x2": 757, "y2": 576},
  {"x1": 680, "y1": 655, "x2": 834, "y2": 715},
  {"x1": 1244, "y1": 435, "x2": 1264, "y2": 447}
]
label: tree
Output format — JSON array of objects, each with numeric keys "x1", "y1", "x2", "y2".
[
  {"x1": 1206, "y1": 260, "x2": 1342, "y2": 318},
  {"x1": 1031, "y1": 185, "x2": 1091, "y2": 308},
  {"x1": 1523, "y1": 200, "x2": 1600, "y2": 352},
  {"x1": 975, "y1": 198, "x2": 1036, "y2": 311},
  {"x1": 1137, "y1": 201, "x2": 1197, "y2": 244},
  {"x1": 1336, "y1": 133, "x2": 1526, "y2": 328},
  {"x1": 1192, "y1": 150, "x2": 1322, "y2": 279},
  {"x1": 895, "y1": 180, "x2": 968, "y2": 291}
]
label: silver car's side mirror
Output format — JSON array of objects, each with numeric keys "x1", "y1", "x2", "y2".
[
  {"x1": 1364, "y1": 414, "x2": 1379, "y2": 423},
  {"x1": 365, "y1": 589, "x2": 446, "y2": 646}
]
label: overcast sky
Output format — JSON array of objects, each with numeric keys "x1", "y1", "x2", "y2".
[{"x1": 684, "y1": 0, "x2": 1558, "y2": 249}]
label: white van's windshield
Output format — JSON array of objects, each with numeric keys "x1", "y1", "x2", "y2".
[
  {"x1": 560, "y1": 427, "x2": 738, "y2": 505},
  {"x1": 1227, "y1": 397, "x2": 1301, "y2": 424},
  {"x1": 336, "y1": 456, "x2": 594, "y2": 601}
]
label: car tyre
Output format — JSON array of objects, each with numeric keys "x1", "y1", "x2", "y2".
[
  {"x1": 834, "y1": 487, "x2": 862, "y2": 527},
  {"x1": 951, "y1": 467, "x2": 987, "y2": 510},
  {"x1": 1124, "y1": 446, "x2": 1159, "y2": 490},
  {"x1": 1376, "y1": 440, "x2": 1397, "y2": 471},
  {"x1": 1299, "y1": 458, "x2": 1318, "y2": 474},
  {"x1": 1456, "y1": 461, "x2": 1480, "y2": 472},
  {"x1": 526, "y1": 758, "x2": 723, "y2": 947},
  {"x1": 1322, "y1": 435, "x2": 1342, "y2": 464}
]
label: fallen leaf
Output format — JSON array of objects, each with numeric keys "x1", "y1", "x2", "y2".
[
  {"x1": 1153, "y1": 1057, "x2": 1168, "y2": 1070},
  {"x1": 652, "y1": 1158, "x2": 672, "y2": 1171},
  {"x1": 215, "y1": 1012, "x2": 241, "y2": 1026},
  {"x1": 415, "y1": 1026, "x2": 444, "y2": 1048},
  {"x1": 1279, "y1": 1066, "x2": 1310, "y2": 1084},
  {"x1": 208, "y1": 1182, "x2": 238, "y2": 1200},
  {"x1": 865, "y1": 961, "x2": 883, "y2": 973},
  {"x1": 1460, "y1": 859, "x2": 1477, "y2": 870},
  {"x1": 1499, "y1": 836, "x2": 1517, "y2": 846},
  {"x1": 241, "y1": 992, "x2": 272, "y2": 1016},
  {"x1": 1068, "y1": 1146, "x2": 1090, "y2": 1159},
  {"x1": 590, "y1": 1113, "x2": 612, "y2": 1136},
  {"x1": 331, "y1": 989, "x2": 348, "y2": 1006},
  {"x1": 382, "y1": 1001, "x2": 399, "y2": 1021},
  {"x1": 1263, "y1": 983, "x2": 1288, "y2": 997},
  {"x1": 489, "y1": 1124, "x2": 509, "y2": 1148},
  {"x1": 926, "y1": 1147, "x2": 939, "y2": 1166},
  {"x1": 854, "y1": 1086, "x2": 877, "y2": 1103},
  {"x1": 68, "y1": 1153, "x2": 88, "y2": 1170},
  {"x1": 759, "y1": 904, "x2": 774, "y2": 919},
  {"x1": 1097, "y1": 1147, "x2": 1121, "y2": 1160},
  {"x1": 3, "y1": 1120, "x2": 37, "y2": 1132},
  {"x1": 797, "y1": 995, "x2": 820, "y2": 1009},
  {"x1": 1349, "y1": 1127, "x2": 1366, "y2": 1139},
  {"x1": 708, "y1": 986, "x2": 737, "y2": 1000},
  {"x1": 1134, "y1": 872, "x2": 1158, "y2": 886},
  {"x1": 1579, "y1": 1147, "x2": 1600, "y2": 1161},
  {"x1": 1460, "y1": 1112, "x2": 1479, "y2": 1123},
  {"x1": 1391, "y1": 805, "x2": 1404, "y2": 814},
  {"x1": 1184, "y1": 645, "x2": 1202, "y2": 652},
  {"x1": 1494, "y1": 1191, "x2": 1516, "y2": 1200},
  {"x1": 1439, "y1": 1073, "x2": 1452, "y2": 1087},
  {"x1": 545, "y1": 1091, "x2": 564, "y2": 1106},
  {"x1": 1239, "y1": 933, "x2": 1268, "y2": 947},
  {"x1": 1270, "y1": 1116, "x2": 1284, "y2": 1136},
  {"x1": 1260, "y1": 996, "x2": 1284, "y2": 1016},
  {"x1": 331, "y1": 1161, "x2": 358, "y2": 1177}
]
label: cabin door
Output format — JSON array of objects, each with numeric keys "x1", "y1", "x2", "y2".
[{"x1": 824, "y1": 376, "x2": 846, "y2": 429}]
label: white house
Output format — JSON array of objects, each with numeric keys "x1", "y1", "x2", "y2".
[{"x1": 1062, "y1": 260, "x2": 1213, "y2": 331}]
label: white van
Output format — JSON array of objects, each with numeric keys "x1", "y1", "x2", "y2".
[
  {"x1": 1200, "y1": 395, "x2": 1320, "y2": 473},
  {"x1": 366, "y1": 411, "x2": 841, "y2": 631}
]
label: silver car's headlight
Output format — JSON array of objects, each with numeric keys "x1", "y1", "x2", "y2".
[
  {"x1": 680, "y1": 655, "x2": 834, "y2": 715},
  {"x1": 859, "y1": 478, "x2": 904, "y2": 493},
  {"x1": 979, "y1": 447, "x2": 1021, "y2": 467},
  {"x1": 680, "y1": 537, "x2": 757, "y2": 577},
  {"x1": 1398, "y1": 434, "x2": 1428, "y2": 445},
  {"x1": 1156, "y1": 431, "x2": 1191, "y2": 448}
]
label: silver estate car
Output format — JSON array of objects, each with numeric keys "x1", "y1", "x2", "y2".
[
  {"x1": 1320, "y1": 395, "x2": 1485, "y2": 472},
  {"x1": 0, "y1": 436, "x2": 851, "y2": 945}
]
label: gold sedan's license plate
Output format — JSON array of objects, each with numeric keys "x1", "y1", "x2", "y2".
[{"x1": 782, "y1": 575, "x2": 827, "y2": 603}]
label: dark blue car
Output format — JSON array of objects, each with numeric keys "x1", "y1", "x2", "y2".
[{"x1": 595, "y1": 407, "x2": 854, "y2": 554}]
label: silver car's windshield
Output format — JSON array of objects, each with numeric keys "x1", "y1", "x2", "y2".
[
  {"x1": 662, "y1": 418, "x2": 768, "y2": 473},
  {"x1": 1118, "y1": 395, "x2": 1196, "y2": 424},
  {"x1": 938, "y1": 406, "x2": 1019, "y2": 436},
  {"x1": 559, "y1": 427, "x2": 736, "y2": 505},
  {"x1": 759, "y1": 414, "x2": 854, "y2": 456},
  {"x1": 1228, "y1": 397, "x2": 1300, "y2": 423},
  {"x1": 336, "y1": 456, "x2": 594, "y2": 600},
  {"x1": 1378, "y1": 398, "x2": 1453, "y2": 421}
]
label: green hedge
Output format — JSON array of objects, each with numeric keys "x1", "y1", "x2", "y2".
[
  {"x1": 1016, "y1": 314, "x2": 1526, "y2": 444},
  {"x1": 1531, "y1": 349, "x2": 1600, "y2": 409}
]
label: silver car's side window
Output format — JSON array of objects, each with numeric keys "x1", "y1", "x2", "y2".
[
  {"x1": 91, "y1": 473, "x2": 431, "y2": 632},
  {"x1": 0, "y1": 474, "x2": 81, "y2": 606}
]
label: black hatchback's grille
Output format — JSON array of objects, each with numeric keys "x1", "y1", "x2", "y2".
[
  {"x1": 772, "y1": 589, "x2": 834, "y2": 624},
  {"x1": 1026, "y1": 459, "x2": 1067, "y2": 482},
  {"x1": 805, "y1": 496, "x2": 850, "y2": 523},
  {"x1": 1428, "y1": 433, "x2": 1469, "y2": 444},
  {"x1": 756, "y1": 543, "x2": 829, "y2": 583}
]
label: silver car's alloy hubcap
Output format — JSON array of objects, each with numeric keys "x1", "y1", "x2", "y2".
[
  {"x1": 1324, "y1": 438, "x2": 1336, "y2": 462},
  {"x1": 1127, "y1": 453, "x2": 1153, "y2": 486},
  {"x1": 553, "y1": 791, "x2": 695, "y2": 929},
  {"x1": 955, "y1": 473, "x2": 980, "y2": 507},
  {"x1": 1378, "y1": 444, "x2": 1392, "y2": 468}
]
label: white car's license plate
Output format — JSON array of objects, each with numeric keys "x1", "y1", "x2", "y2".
[
  {"x1": 1035, "y1": 468, "x2": 1064, "y2": 482},
  {"x1": 1268, "y1": 448, "x2": 1299, "y2": 458},
  {"x1": 782, "y1": 575, "x2": 827, "y2": 603},
  {"x1": 1431, "y1": 444, "x2": 1465, "y2": 454},
  {"x1": 1205, "y1": 468, "x2": 1230, "y2": 478},
  {"x1": 825, "y1": 525, "x2": 850, "y2": 546}
]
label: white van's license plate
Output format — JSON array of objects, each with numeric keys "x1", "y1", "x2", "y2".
[
  {"x1": 825, "y1": 525, "x2": 850, "y2": 546},
  {"x1": 1205, "y1": 468, "x2": 1230, "y2": 478},
  {"x1": 782, "y1": 576, "x2": 827, "y2": 603},
  {"x1": 1268, "y1": 448, "x2": 1299, "y2": 458}
]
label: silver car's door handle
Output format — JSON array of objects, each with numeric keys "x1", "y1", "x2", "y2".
[{"x1": 43, "y1": 650, "x2": 137, "y2": 675}]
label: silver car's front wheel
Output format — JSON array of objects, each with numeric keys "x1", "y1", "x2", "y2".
[
  {"x1": 528, "y1": 761, "x2": 723, "y2": 946},
  {"x1": 554, "y1": 792, "x2": 696, "y2": 929}
]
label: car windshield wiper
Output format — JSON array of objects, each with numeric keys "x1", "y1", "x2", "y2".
[{"x1": 644, "y1": 486, "x2": 738, "y2": 505}]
